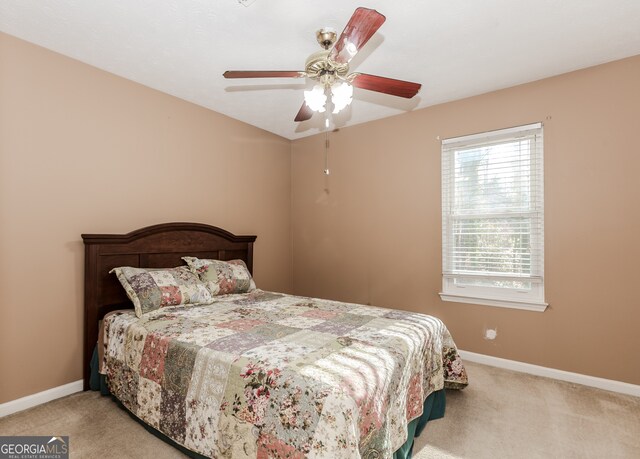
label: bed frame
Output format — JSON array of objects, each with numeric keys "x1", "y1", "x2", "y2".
[{"x1": 82, "y1": 222, "x2": 257, "y2": 390}]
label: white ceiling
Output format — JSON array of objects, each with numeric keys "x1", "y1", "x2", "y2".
[{"x1": 2, "y1": 1, "x2": 640, "y2": 140}]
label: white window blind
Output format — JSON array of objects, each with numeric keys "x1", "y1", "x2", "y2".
[{"x1": 440, "y1": 123, "x2": 547, "y2": 311}]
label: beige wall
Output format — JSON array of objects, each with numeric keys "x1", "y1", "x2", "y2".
[
  {"x1": 2, "y1": 30, "x2": 638, "y2": 405},
  {"x1": 292, "y1": 55, "x2": 640, "y2": 385},
  {"x1": 0, "y1": 33, "x2": 292, "y2": 403}
]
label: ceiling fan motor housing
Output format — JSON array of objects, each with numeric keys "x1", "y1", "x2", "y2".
[
  {"x1": 305, "y1": 28, "x2": 349, "y2": 85},
  {"x1": 305, "y1": 50, "x2": 349, "y2": 85}
]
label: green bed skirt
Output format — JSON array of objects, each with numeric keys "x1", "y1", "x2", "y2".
[{"x1": 91, "y1": 347, "x2": 445, "y2": 459}]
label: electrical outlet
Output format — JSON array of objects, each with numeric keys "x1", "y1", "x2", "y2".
[{"x1": 484, "y1": 328, "x2": 497, "y2": 340}]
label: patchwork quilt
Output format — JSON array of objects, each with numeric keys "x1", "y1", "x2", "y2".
[{"x1": 101, "y1": 290, "x2": 468, "y2": 458}]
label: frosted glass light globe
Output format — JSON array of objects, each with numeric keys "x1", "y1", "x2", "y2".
[
  {"x1": 331, "y1": 82, "x2": 353, "y2": 114},
  {"x1": 303, "y1": 84, "x2": 327, "y2": 113}
]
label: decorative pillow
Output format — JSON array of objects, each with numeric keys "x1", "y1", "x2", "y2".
[
  {"x1": 110, "y1": 266, "x2": 213, "y2": 317},
  {"x1": 182, "y1": 257, "x2": 256, "y2": 296}
]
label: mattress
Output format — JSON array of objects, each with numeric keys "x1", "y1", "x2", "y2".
[{"x1": 101, "y1": 289, "x2": 468, "y2": 458}]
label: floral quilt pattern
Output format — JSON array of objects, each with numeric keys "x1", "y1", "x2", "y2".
[{"x1": 102, "y1": 290, "x2": 468, "y2": 458}]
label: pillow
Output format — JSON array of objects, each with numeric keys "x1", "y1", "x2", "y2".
[
  {"x1": 110, "y1": 266, "x2": 213, "y2": 317},
  {"x1": 182, "y1": 257, "x2": 256, "y2": 296}
]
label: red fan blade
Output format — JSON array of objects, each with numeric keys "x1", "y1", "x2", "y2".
[
  {"x1": 294, "y1": 102, "x2": 314, "y2": 122},
  {"x1": 329, "y1": 7, "x2": 386, "y2": 64},
  {"x1": 223, "y1": 70, "x2": 305, "y2": 78},
  {"x1": 350, "y1": 73, "x2": 421, "y2": 98}
]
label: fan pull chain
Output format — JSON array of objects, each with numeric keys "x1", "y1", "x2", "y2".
[
  {"x1": 323, "y1": 111, "x2": 331, "y2": 175},
  {"x1": 324, "y1": 130, "x2": 330, "y2": 175}
]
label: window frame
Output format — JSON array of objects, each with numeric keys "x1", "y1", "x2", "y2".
[{"x1": 439, "y1": 123, "x2": 547, "y2": 312}]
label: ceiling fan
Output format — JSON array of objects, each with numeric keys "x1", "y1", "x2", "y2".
[{"x1": 223, "y1": 7, "x2": 422, "y2": 123}]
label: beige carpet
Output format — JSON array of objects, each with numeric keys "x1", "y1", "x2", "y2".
[
  {"x1": 1, "y1": 362, "x2": 638, "y2": 458},
  {"x1": 414, "y1": 363, "x2": 640, "y2": 458}
]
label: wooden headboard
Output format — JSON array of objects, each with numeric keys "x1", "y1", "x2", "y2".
[{"x1": 82, "y1": 222, "x2": 257, "y2": 390}]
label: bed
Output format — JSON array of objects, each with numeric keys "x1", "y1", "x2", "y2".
[{"x1": 83, "y1": 222, "x2": 467, "y2": 459}]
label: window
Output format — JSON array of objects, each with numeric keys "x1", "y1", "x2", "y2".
[{"x1": 440, "y1": 123, "x2": 546, "y2": 312}]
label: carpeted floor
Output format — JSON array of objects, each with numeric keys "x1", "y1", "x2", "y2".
[
  {"x1": 414, "y1": 363, "x2": 640, "y2": 458},
  {"x1": 1, "y1": 362, "x2": 639, "y2": 458}
]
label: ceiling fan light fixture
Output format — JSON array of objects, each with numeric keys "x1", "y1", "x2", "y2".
[
  {"x1": 331, "y1": 81, "x2": 353, "y2": 114},
  {"x1": 304, "y1": 84, "x2": 327, "y2": 113},
  {"x1": 223, "y1": 8, "x2": 421, "y2": 124}
]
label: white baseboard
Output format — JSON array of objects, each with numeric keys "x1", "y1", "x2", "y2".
[
  {"x1": 459, "y1": 350, "x2": 640, "y2": 397},
  {"x1": 0, "y1": 380, "x2": 84, "y2": 418}
]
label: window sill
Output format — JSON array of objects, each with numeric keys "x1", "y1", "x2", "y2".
[{"x1": 439, "y1": 293, "x2": 548, "y2": 312}]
